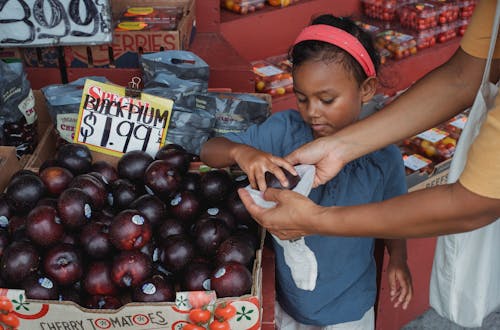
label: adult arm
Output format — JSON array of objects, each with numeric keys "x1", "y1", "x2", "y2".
[
  {"x1": 286, "y1": 49, "x2": 491, "y2": 187},
  {"x1": 238, "y1": 181, "x2": 500, "y2": 239}
]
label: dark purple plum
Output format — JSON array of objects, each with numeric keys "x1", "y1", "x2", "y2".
[
  {"x1": 233, "y1": 173, "x2": 250, "y2": 189},
  {"x1": 109, "y1": 209, "x2": 152, "y2": 251},
  {"x1": 264, "y1": 167, "x2": 300, "y2": 190},
  {"x1": 132, "y1": 275, "x2": 175, "y2": 302},
  {"x1": 130, "y1": 194, "x2": 167, "y2": 227},
  {"x1": 157, "y1": 218, "x2": 186, "y2": 241},
  {"x1": 226, "y1": 191, "x2": 254, "y2": 229},
  {"x1": 215, "y1": 235, "x2": 255, "y2": 267},
  {"x1": 108, "y1": 179, "x2": 137, "y2": 211},
  {"x1": 23, "y1": 275, "x2": 59, "y2": 300},
  {"x1": 193, "y1": 218, "x2": 231, "y2": 257},
  {"x1": 111, "y1": 250, "x2": 152, "y2": 288},
  {"x1": 117, "y1": 150, "x2": 153, "y2": 183},
  {"x1": 182, "y1": 261, "x2": 213, "y2": 291},
  {"x1": 80, "y1": 222, "x2": 114, "y2": 259},
  {"x1": 155, "y1": 147, "x2": 190, "y2": 173},
  {"x1": 159, "y1": 234, "x2": 195, "y2": 273},
  {"x1": 69, "y1": 174, "x2": 107, "y2": 210},
  {"x1": 84, "y1": 295, "x2": 122, "y2": 309},
  {"x1": 0, "y1": 194, "x2": 11, "y2": 229},
  {"x1": 168, "y1": 191, "x2": 201, "y2": 224},
  {"x1": 91, "y1": 160, "x2": 119, "y2": 184},
  {"x1": 39, "y1": 166, "x2": 74, "y2": 196},
  {"x1": 200, "y1": 170, "x2": 234, "y2": 205},
  {"x1": 6, "y1": 173, "x2": 46, "y2": 214},
  {"x1": 181, "y1": 172, "x2": 201, "y2": 194},
  {"x1": 26, "y1": 205, "x2": 64, "y2": 247},
  {"x1": 58, "y1": 188, "x2": 93, "y2": 229},
  {"x1": 143, "y1": 160, "x2": 181, "y2": 198},
  {"x1": 43, "y1": 243, "x2": 84, "y2": 286},
  {"x1": 211, "y1": 262, "x2": 252, "y2": 298},
  {"x1": 83, "y1": 261, "x2": 118, "y2": 296},
  {"x1": 56, "y1": 143, "x2": 93, "y2": 175},
  {"x1": 200, "y1": 207, "x2": 236, "y2": 231},
  {"x1": 0, "y1": 241, "x2": 40, "y2": 285}
]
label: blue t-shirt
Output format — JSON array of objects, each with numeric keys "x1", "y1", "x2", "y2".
[{"x1": 224, "y1": 110, "x2": 407, "y2": 326}]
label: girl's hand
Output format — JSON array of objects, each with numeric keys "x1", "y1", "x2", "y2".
[
  {"x1": 232, "y1": 145, "x2": 296, "y2": 191},
  {"x1": 386, "y1": 258, "x2": 413, "y2": 310}
]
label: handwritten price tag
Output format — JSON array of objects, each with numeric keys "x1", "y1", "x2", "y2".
[
  {"x1": 74, "y1": 79, "x2": 173, "y2": 157},
  {"x1": 0, "y1": 0, "x2": 112, "y2": 47}
]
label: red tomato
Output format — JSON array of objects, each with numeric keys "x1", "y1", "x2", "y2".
[
  {"x1": 183, "y1": 323, "x2": 206, "y2": 330},
  {"x1": 188, "y1": 292, "x2": 213, "y2": 309},
  {"x1": 214, "y1": 303, "x2": 237, "y2": 321},
  {"x1": 0, "y1": 312, "x2": 19, "y2": 328},
  {"x1": 209, "y1": 320, "x2": 231, "y2": 330},
  {"x1": 0, "y1": 297, "x2": 12, "y2": 312},
  {"x1": 189, "y1": 308, "x2": 212, "y2": 324}
]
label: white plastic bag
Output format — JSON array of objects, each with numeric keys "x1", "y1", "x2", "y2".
[
  {"x1": 429, "y1": 2, "x2": 500, "y2": 326},
  {"x1": 245, "y1": 165, "x2": 319, "y2": 291}
]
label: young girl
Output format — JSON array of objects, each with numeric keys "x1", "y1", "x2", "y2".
[{"x1": 200, "y1": 15, "x2": 412, "y2": 329}]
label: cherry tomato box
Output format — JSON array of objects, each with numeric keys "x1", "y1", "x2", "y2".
[
  {"x1": 63, "y1": 0, "x2": 196, "y2": 69},
  {"x1": 251, "y1": 60, "x2": 293, "y2": 97},
  {"x1": 375, "y1": 30, "x2": 418, "y2": 60},
  {"x1": 361, "y1": 0, "x2": 399, "y2": 21},
  {"x1": 220, "y1": 0, "x2": 266, "y2": 15},
  {"x1": 0, "y1": 91, "x2": 271, "y2": 330}
]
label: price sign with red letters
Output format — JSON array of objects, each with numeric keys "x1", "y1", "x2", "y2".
[{"x1": 74, "y1": 79, "x2": 173, "y2": 157}]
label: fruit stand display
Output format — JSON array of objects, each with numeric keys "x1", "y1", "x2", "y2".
[{"x1": 0, "y1": 89, "x2": 272, "y2": 329}]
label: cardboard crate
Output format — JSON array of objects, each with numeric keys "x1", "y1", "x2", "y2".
[
  {"x1": 0, "y1": 48, "x2": 22, "y2": 63},
  {"x1": 15, "y1": 91, "x2": 268, "y2": 330},
  {"x1": 20, "y1": 47, "x2": 62, "y2": 68},
  {"x1": 407, "y1": 158, "x2": 451, "y2": 192},
  {"x1": 0, "y1": 147, "x2": 22, "y2": 191},
  {"x1": 8, "y1": 128, "x2": 266, "y2": 329},
  {"x1": 1, "y1": 263, "x2": 262, "y2": 330},
  {"x1": 63, "y1": 0, "x2": 196, "y2": 68}
]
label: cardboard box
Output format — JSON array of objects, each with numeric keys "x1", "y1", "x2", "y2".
[
  {"x1": 407, "y1": 158, "x2": 451, "y2": 192},
  {"x1": 14, "y1": 90, "x2": 267, "y2": 330},
  {"x1": 1, "y1": 264, "x2": 262, "y2": 330},
  {"x1": 0, "y1": 48, "x2": 22, "y2": 63},
  {"x1": 10, "y1": 129, "x2": 266, "y2": 329},
  {"x1": 0, "y1": 147, "x2": 22, "y2": 191},
  {"x1": 20, "y1": 47, "x2": 62, "y2": 68},
  {"x1": 63, "y1": 0, "x2": 196, "y2": 68}
]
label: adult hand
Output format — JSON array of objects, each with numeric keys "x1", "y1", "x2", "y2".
[
  {"x1": 237, "y1": 187, "x2": 323, "y2": 240},
  {"x1": 285, "y1": 136, "x2": 346, "y2": 187}
]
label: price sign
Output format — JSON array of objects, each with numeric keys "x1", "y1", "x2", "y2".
[
  {"x1": 0, "y1": 0, "x2": 112, "y2": 47},
  {"x1": 74, "y1": 79, "x2": 173, "y2": 157}
]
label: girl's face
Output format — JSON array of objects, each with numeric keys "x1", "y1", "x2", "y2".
[{"x1": 293, "y1": 58, "x2": 376, "y2": 138}]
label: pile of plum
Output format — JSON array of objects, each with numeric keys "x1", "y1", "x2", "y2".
[{"x1": 0, "y1": 143, "x2": 259, "y2": 309}]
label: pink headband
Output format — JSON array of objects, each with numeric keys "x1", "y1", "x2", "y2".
[{"x1": 293, "y1": 24, "x2": 376, "y2": 77}]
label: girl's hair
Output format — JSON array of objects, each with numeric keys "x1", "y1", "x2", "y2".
[{"x1": 290, "y1": 14, "x2": 380, "y2": 85}]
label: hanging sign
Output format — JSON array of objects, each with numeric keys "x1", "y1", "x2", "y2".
[
  {"x1": 0, "y1": 0, "x2": 112, "y2": 47},
  {"x1": 74, "y1": 79, "x2": 173, "y2": 157}
]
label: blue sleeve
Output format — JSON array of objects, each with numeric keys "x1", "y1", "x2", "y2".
[
  {"x1": 223, "y1": 110, "x2": 307, "y2": 156},
  {"x1": 380, "y1": 145, "x2": 408, "y2": 200}
]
